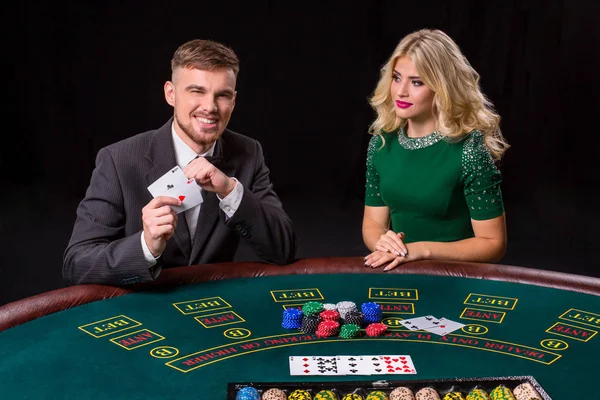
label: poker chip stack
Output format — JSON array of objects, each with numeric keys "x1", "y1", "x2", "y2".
[
  {"x1": 303, "y1": 301, "x2": 325, "y2": 316},
  {"x1": 320, "y1": 309, "x2": 340, "y2": 322},
  {"x1": 283, "y1": 300, "x2": 386, "y2": 340},
  {"x1": 289, "y1": 389, "x2": 313, "y2": 400},
  {"x1": 235, "y1": 386, "x2": 260, "y2": 400},
  {"x1": 361, "y1": 302, "x2": 383, "y2": 325},
  {"x1": 262, "y1": 388, "x2": 287, "y2": 400},
  {"x1": 316, "y1": 320, "x2": 341, "y2": 337},
  {"x1": 443, "y1": 391, "x2": 466, "y2": 400},
  {"x1": 365, "y1": 322, "x2": 388, "y2": 337},
  {"x1": 336, "y1": 301, "x2": 359, "y2": 320},
  {"x1": 466, "y1": 388, "x2": 489, "y2": 400},
  {"x1": 315, "y1": 389, "x2": 339, "y2": 400},
  {"x1": 282, "y1": 308, "x2": 304, "y2": 330},
  {"x1": 301, "y1": 314, "x2": 321, "y2": 333},
  {"x1": 339, "y1": 323, "x2": 361, "y2": 339},
  {"x1": 489, "y1": 385, "x2": 515, "y2": 400},
  {"x1": 342, "y1": 310, "x2": 364, "y2": 326}
]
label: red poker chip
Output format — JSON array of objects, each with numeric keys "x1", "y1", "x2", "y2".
[
  {"x1": 316, "y1": 320, "x2": 340, "y2": 337},
  {"x1": 365, "y1": 323, "x2": 388, "y2": 337},
  {"x1": 320, "y1": 310, "x2": 340, "y2": 321}
]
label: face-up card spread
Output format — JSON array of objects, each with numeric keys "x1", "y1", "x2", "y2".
[
  {"x1": 336, "y1": 356, "x2": 370, "y2": 375},
  {"x1": 424, "y1": 318, "x2": 465, "y2": 336},
  {"x1": 398, "y1": 315, "x2": 440, "y2": 331},
  {"x1": 375, "y1": 355, "x2": 417, "y2": 375},
  {"x1": 290, "y1": 355, "x2": 416, "y2": 376},
  {"x1": 289, "y1": 356, "x2": 339, "y2": 376},
  {"x1": 147, "y1": 166, "x2": 203, "y2": 214}
]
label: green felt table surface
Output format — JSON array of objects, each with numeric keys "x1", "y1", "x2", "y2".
[{"x1": 1, "y1": 273, "x2": 599, "y2": 399}]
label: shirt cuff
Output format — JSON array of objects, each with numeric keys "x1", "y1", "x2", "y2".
[
  {"x1": 217, "y1": 178, "x2": 244, "y2": 218},
  {"x1": 140, "y1": 232, "x2": 159, "y2": 268}
]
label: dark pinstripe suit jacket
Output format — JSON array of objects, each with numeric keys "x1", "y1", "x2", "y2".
[{"x1": 63, "y1": 119, "x2": 296, "y2": 285}]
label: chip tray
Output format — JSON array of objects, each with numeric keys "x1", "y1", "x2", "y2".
[{"x1": 228, "y1": 375, "x2": 552, "y2": 399}]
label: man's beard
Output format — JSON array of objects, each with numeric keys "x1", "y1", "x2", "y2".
[{"x1": 175, "y1": 114, "x2": 221, "y2": 147}]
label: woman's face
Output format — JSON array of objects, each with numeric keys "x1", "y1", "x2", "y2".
[{"x1": 390, "y1": 56, "x2": 435, "y2": 124}]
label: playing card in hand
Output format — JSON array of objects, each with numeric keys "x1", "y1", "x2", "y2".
[
  {"x1": 147, "y1": 166, "x2": 188, "y2": 197},
  {"x1": 147, "y1": 166, "x2": 204, "y2": 214}
]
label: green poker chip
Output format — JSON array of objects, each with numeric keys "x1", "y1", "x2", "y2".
[
  {"x1": 302, "y1": 301, "x2": 324, "y2": 316},
  {"x1": 339, "y1": 324, "x2": 361, "y2": 338}
]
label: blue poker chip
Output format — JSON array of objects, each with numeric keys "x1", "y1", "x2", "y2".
[
  {"x1": 361, "y1": 302, "x2": 382, "y2": 323},
  {"x1": 282, "y1": 308, "x2": 304, "y2": 329},
  {"x1": 361, "y1": 302, "x2": 380, "y2": 312},
  {"x1": 283, "y1": 308, "x2": 303, "y2": 319},
  {"x1": 236, "y1": 386, "x2": 260, "y2": 400}
]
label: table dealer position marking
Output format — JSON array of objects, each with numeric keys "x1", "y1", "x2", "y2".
[
  {"x1": 224, "y1": 328, "x2": 251, "y2": 339},
  {"x1": 150, "y1": 346, "x2": 180, "y2": 358},
  {"x1": 540, "y1": 339, "x2": 569, "y2": 350},
  {"x1": 461, "y1": 324, "x2": 489, "y2": 335}
]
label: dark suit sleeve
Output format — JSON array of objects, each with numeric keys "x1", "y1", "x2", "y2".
[
  {"x1": 63, "y1": 147, "x2": 156, "y2": 285},
  {"x1": 224, "y1": 140, "x2": 296, "y2": 265}
]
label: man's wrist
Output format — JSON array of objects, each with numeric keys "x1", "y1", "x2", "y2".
[{"x1": 217, "y1": 178, "x2": 237, "y2": 198}]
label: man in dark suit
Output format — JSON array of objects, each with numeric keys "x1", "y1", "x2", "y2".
[{"x1": 63, "y1": 39, "x2": 296, "y2": 285}]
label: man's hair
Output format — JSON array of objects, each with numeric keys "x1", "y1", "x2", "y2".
[{"x1": 171, "y1": 39, "x2": 240, "y2": 77}]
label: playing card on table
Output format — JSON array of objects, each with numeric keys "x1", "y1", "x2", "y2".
[
  {"x1": 147, "y1": 166, "x2": 188, "y2": 197},
  {"x1": 368, "y1": 355, "x2": 417, "y2": 375},
  {"x1": 288, "y1": 356, "x2": 339, "y2": 376},
  {"x1": 336, "y1": 355, "x2": 370, "y2": 375},
  {"x1": 398, "y1": 315, "x2": 440, "y2": 331},
  {"x1": 424, "y1": 317, "x2": 465, "y2": 336}
]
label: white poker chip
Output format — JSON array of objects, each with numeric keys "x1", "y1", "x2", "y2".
[{"x1": 323, "y1": 303, "x2": 337, "y2": 310}]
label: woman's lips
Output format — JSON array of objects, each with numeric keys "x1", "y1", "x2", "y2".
[{"x1": 395, "y1": 100, "x2": 413, "y2": 109}]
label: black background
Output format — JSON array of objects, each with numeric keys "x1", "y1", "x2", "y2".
[{"x1": 2, "y1": 0, "x2": 599, "y2": 306}]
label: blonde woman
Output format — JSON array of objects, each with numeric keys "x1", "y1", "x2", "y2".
[{"x1": 363, "y1": 29, "x2": 510, "y2": 271}]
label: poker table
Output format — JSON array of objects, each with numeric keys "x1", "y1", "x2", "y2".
[{"x1": 1, "y1": 257, "x2": 599, "y2": 399}]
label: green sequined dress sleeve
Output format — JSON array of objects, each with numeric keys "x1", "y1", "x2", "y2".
[
  {"x1": 365, "y1": 134, "x2": 385, "y2": 207},
  {"x1": 461, "y1": 131, "x2": 505, "y2": 220}
]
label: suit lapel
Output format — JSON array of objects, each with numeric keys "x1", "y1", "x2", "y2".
[
  {"x1": 144, "y1": 118, "x2": 192, "y2": 260},
  {"x1": 189, "y1": 134, "x2": 236, "y2": 263}
]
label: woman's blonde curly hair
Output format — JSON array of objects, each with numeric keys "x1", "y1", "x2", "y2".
[{"x1": 368, "y1": 29, "x2": 509, "y2": 161}]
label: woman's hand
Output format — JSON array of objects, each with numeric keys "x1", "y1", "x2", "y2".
[
  {"x1": 374, "y1": 230, "x2": 407, "y2": 257},
  {"x1": 364, "y1": 242, "x2": 428, "y2": 271}
]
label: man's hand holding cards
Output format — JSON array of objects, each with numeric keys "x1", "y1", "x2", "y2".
[{"x1": 147, "y1": 166, "x2": 204, "y2": 214}]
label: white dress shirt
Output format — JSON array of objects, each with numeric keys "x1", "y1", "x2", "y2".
[{"x1": 141, "y1": 124, "x2": 244, "y2": 266}]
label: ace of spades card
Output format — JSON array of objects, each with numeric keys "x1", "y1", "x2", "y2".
[{"x1": 147, "y1": 166, "x2": 203, "y2": 214}]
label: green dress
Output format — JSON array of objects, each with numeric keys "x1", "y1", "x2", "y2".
[{"x1": 365, "y1": 128, "x2": 504, "y2": 243}]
